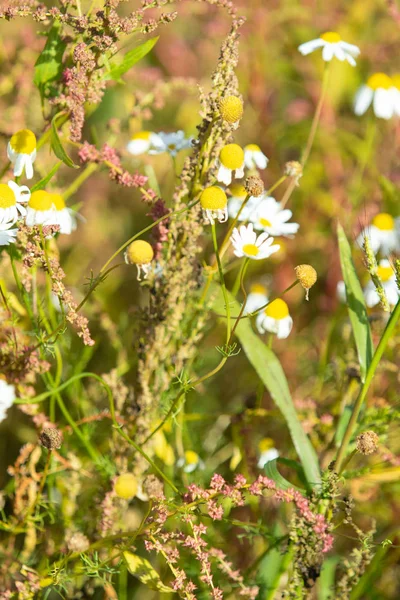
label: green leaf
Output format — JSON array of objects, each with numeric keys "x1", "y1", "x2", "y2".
[
  {"x1": 31, "y1": 162, "x2": 62, "y2": 192},
  {"x1": 33, "y1": 22, "x2": 66, "y2": 98},
  {"x1": 106, "y1": 37, "x2": 159, "y2": 82},
  {"x1": 264, "y1": 458, "x2": 307, "y2": 493},
  {"x1": 123, "y1": 551, "x2": 174, "y2": 593},
  {"x1": 50, "y1": 114, "x2": 79, "y2": 169},
  {"x1": 212, "y1": 286, "x2": 321, "y2": 487},
  {"x1": 337, "y1": 223, "x2": 373, "y2": 381}
]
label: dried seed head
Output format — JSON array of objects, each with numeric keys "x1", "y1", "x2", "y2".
[
  {"x1": 66, "y1": 531, "x2": 90, "y2": 553},
  {"x1": 356, "y1": 431, "x2": 379, "y2": 455},
  {"x1": 295, "y1": 264, "x2": 317, "y2": 300},
  {"x1": 143, "y1": 474, "x2": 164, "y2": 499},
  {"x1": 245, "y1": 176, "x2": 264, "y2": 197},
  {"x1": 285, "y1": 161, "x2": 303, "y2": 181},
  {"x1": 39, "y1": 428, "x2": 63, "y2": 450},
  {"x1": 219, "y1": 96, "x2": 243, "y2": 124}
]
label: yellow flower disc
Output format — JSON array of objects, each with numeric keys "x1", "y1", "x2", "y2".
[
  {"x1": 377, "y1": 264, "x2": 394, "y2": 282},
  {"x1": 0, "y1": 184, "x2": 16, "y2": 208},
  {"x1": 219, "y1": 96, "x2": 243, "y2": 123},
  {"x1": 367, "y1": 73, "x2": 393, "y2": 90},
  {"x1": 29, "y1": 190, "x2": 53, "y2": 211},
  {"x1": 265, "y1": 298, "x2": 289, "y2": 320},
  {"x1": 250, "y1": 283, "x2": 267, "y2": 295},
  {"x1": 10, "y1": 129, "x2": 37, "y2": 154},
  {"x1": 245, "y1": 144, "x2": 261, "y2": 152},
  {"x1": 126, "y1": 240, "x2": 154, "y2": 265},
  {"x1": 115, "y1": 473, "x2": 138, "y2": 500},
  {"x1": 200, "y1": 186, "x2": 227, "y2": 210},
  {"x1": 50, "y1": 193, "x2": 66, "y2": 211},
  {"x1": 372, "y1": 213, "x2": 394, "y2": 231},
  {"x1": 320, "y1": 31, "x2": 341, "y2": 43},
  {"x1": 229, "y1": 183, "x2": 247, "y2": 197},
  {"x1": 185, "y1": 450, "x2": 199, "y2": 465},
  {"x1": 132, "y1": 131, "x2": 152, "y2": 140},
  {"x1": 220, "y1": 144, "x2": 244, "y2": 170}
]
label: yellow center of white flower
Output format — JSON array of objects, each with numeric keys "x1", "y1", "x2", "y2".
[
  {"x1": 0, "y1": 184, "x2": 16, "y2": 208},
  {"x1": 367, "y1": 73, "x2": 393, "y2": 90},
  {"x1": 391, "y1": 74, "x2": 400, "y2": 90},
  {"x1": 50, "y1": 193, "x2": 66, "y2": 211},
  {"x1": 243, "y1": 243, "x2": 259, "y2": 256},
  {"x1": 258, "y1": 437, "x2": 273, "y2": 453},
  {"x1": 132, "y1": 131, "x2": 151, "y2": 140},
  {"x1": 168, "y1": 144, "x2": 176, "y2": 150},
  {"x1": 229, "y1": 183, "x2": 247, "y2": 198},
  {"x1": 9, "y1": 129, "x2": 36, "y2": 154},
  {"x1": 185, "y1": 450, "x2": 199, "y2": 465},
  {"x1": 259, "y1": 217, "x2": 272, "y2": 227},
  {"x1": 372, "y1": 212, "x2": 394, "y2": 231},
  {"x1": 219, "y1": 96, "x2": 244, "y2": 123},
  {"x1": 200, "y1": 186, "x2": 227, "y2": 210},
  {"x1": 320, "y1": 31, "x2": 341, "y2": 43},
  {"x1": 220, "y1": 144, "x2": 244, "y2": 170},
  {"x1": 265, "y1": 298, "x2": 289, "y2": 320},
  {"x1": 114, "y1": 474, "x2": 138, "y2": 500},
  {"x1": 250, "y1": 283, "x2": 267, "y2": 295},
  {"x1": 377, "y1": 264, "x2": 394, "y2": 282},
  {"x1": 28, "y1": 190, "x2": 53, "y2": 211},
  {"x1": 245, "y1": 144, "x2": 261, "y2": 153},
  {"x1": 126, "y1": 240, "x2": 154, "y2": 265}
]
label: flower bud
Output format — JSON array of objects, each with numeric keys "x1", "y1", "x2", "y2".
[
  {"x1": 356, "y1": 431, "x2": 379, "y2": 455},
  {"x1": 245, "y1": 176, "x2": 264, "y2": 197},
  {"x1": 295, "y1": 264, "x2": 317, "y2": 300},
  {"x1": 39, "y1": 428, "x2": 63, "y2": 450}
]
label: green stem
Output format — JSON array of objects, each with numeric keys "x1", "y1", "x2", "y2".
[
  {"x1": 211, "y1": 221, "x2": 231, "y2": 342},
  {"x1": 63, "y1": 162, "x2": 98, "y2": 201},
  {"x1": 301, "y1": 62, "x2": 332, "y2": 168}
]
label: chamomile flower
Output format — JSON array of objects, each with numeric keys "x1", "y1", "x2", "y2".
[
  {"x1": 216, "y1": 144, "x2": 245, "y2": 185},
  {"x1": 127, "y1": 131, "x2": 158, "y2": 155},
  {"x1": 243, "y1": 283, "x2": 269, "y2": 315},
  {"x1": 251, "y1": 196, "x2": 299, "y2": 237},
  {"x1": 200, "y1": 186, "x2": 228, "y2": 225},
  {"x1": 25, "y1": 191, "x2": 76, "y2": 234},
  {"x1": 219, "y1": 96, "x2": 244, "y2": 128},
  {"x1": 227, "y1": 183, "x2": 259, "y2": 221},
  {"x1": 50, "y1": 194, "x2": 77, "y2": 234},
  {"x1": 149, "y1": 131, "x2": 192, "y2": 157},
  {"x1": 357, "y1": 213, "x2": 400, "y2": 255},
  {"x1": 177, "y1": 450, "x2": 204, "y2": 473},
  {"x1": 0, "y1": 379, "x2": 15, "y2": 423},
  {"x1": 257, "y1": 438, "x2": 279, "y2": 468},
  {"x1": 124, "y1": 240, "x2": 154, "y2": 281},
  {"x1": 298, "y1": 32, "x2": 360, "y2": 66},
  {"x1": 0, "y1": 219, "x2": 18, "y2": 246},
  {"x1": 364, "y1": 260, "x2": 399, "y2": 308},
  {"x1": 0, "y1": 181, "x2": 30, "y2": 224},
  {"x1": 244, "y1": 144, "x2": 269, "y2": 170},
  {"x1": 230, "y1": 223, "x2": 280, "y2": 260},
  {"x1": 256, "y1": 298, "x2": 293, "y2": 339},
  {"x1": 7, "y1": 129, "x2": 37, "y2": 179},
  {"x1": 354, "y1": 73, "x2": 396, "y2": 120}
]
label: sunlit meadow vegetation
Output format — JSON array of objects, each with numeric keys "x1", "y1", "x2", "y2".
[{"x1": 0, "y1": 0, "x2": 399, "y2": 598}]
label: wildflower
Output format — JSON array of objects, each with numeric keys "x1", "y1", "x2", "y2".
[
  {"x1": 7, "y1": 129, "x2": 37, "y2": 179},
  {"x1": 218, "y1": 95, "x2": 243, "y2": 127},
  {"x1": 0, "y1": 181, "x2": 30, "y2": 224},
  {"x1": 356, "y1": 431, "x2": 379, "y2": 455},
  {"x1": 244, "y1": 176, "x2": 264, "y2": 197},
  {"x1": 125, "y1": 240, "x2": 154, "y2": 281},
  {"x1": 200, "y1": 186, "x2": 228, "y2": 225},
  {"x1": 50, "y1": 193, "x2": 77, "y2": 234},
  {"x1": 149, "y1": 131, "x2": 192, "y2": 156},
  {"x1": 243, "y1": 283, "x2": 268, "y2": 315},
  {"x1": 298, "y1": 32, "x2": 360, "y2": 66},
  {"x1": 216, "y1": 143, "x2": 245, "y2": 185},
  {"x1": 244, "y1": 144, "x2": 268, "y2": 170},
  {"x1": 295, "y1": 264, "x2": 317, "y2": 300},
  {"x1": 285, "y1": 161, "x2": 303, "y2": 185},
  {"x1": 257, "y1": 438, "x2": 279, "y2": 468},
  {"x1": 114, "y1": 473, "x2": 138, "y2": 500},
  {"x1": 357, "y1": 213, "x2": 400, "y2": 255},
  {"x1": 66, "y1": 532, "x2": 90, "y2": 553},
  {"x1": 39, "y1": 428, "x2": 63, "y2": 450},
  {"x1": 231, "y1": 223, "x2": 280, "y2": 260},
  {"x1": 354, "y1": 73, "x2": 396, "y2": 120},
  {"x1": 256, "y1": 298, "x2": 293, "y2": 339},
  {"x1": 26, "y1": 190, "x2": 66, "y2": 231},
  {"x1": 0, "y1": 379, "x2": 15, "y2": 423},
  {"x1": 0, "y1": 219, "x2": 18, "y2": 246},
  {"x1": 364, "y1": 260, "x2": 399, "y2": 308},
  {"x1": 228, "y1": 183, "x2": 259, "y2": 221},
  {"x1": 252, "y1": 196, "x2": 299, "y2": 236},
  {"x1": 127, "y1": 131, "x2": 157, "y2": 155},
  {"x1": 177, "y1": 450, "x2": 204, "y2": 473}
]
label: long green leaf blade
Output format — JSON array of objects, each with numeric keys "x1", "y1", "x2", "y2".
[
  {"x1": 106, "y1": 37, "x2": 159, "y2": 81},
  {"x1": 34, "y1": 22, "x2": 66, "y2": 96},
  {"x1": 50, "y1": 114, "x2": 79, "y2": 169}
]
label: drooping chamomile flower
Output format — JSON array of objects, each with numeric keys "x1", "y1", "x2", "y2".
[
  {"x1": 257, "y1": 438, "x2": 279, "y2": 468},
  {"x1": 295, "y1": 264, "x2": 317, "y2": 301},
  {"x1": 219, "y1": 95, "x2": 244, "y2": 128},
  {"x1": 243, "y1": 283, "x2": 269, "y2": 315},
  {"x1": 177, "y1": 450, "x2": 204, "y2": 473},
  {"x1": 227, "y1": 183, "x2": 259, "y2": 222},
  {"x1": 256, "y1": 298, "x2": 293, "y2": 339},
  {"x1": 26, "y1": 191, "x2": 77, "y2": 234},
  {"x1": 124, "y1": 240, "x2": 154, "y2": 281},
  {"x1": 127, "y1": 131, "x2": 158, "y2": 155},
  {"x1": 216, "y1": 143, "x2": 245, "y2": 185},
  {"x1": 114, "y1": 473, "x2": 138, "y2": 500},
  {"x1": 0, "y1": 181, "x2": 30, "y2": 224},
  {"x1": 251, "y1": 196, "x2": 300, "y2": 237},
  {"x1": 244, "y1": 144, "x2": 269, "y2": 170},
  {"x1": 149, "y1": 131, "x2": 192, "y2": 157},
  {"x1": 7, "y1": 129, "x2": 37, "y2": 179},
  {"x1": 0, "y1": 219, "x2": 18, "y2": 246},
  {"x1": 230, "y1": 223, "x2": 280, "y2": 260},
  {"x1": 0, "y1": 379, "x2": 16, "y2": 423},
  {"x1": 298, "y1": 32, "x2": 360, "y2": 65},
  {"x1": 200, "y1": 186, "x2": 228, "y2": 225},
  {"x1": 357, "y1": 212, "x2": 400, "y2": 255},
  {"x1": 354, "y1": 73, "x2": 396, "y2": 120},
  {"x1": 364, "y1": 259, "x2": 399, "y2": 308}
]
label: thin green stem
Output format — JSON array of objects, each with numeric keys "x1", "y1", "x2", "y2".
[
  {"x1": 211, "y1": 221, "x2": 231, "y2": 342},
  {"x1": 63, "y1": 162, "x2": 98, "y2": 201},
  {"x1": 301, "y1": 62, "x2": 332, "y2": 168}
]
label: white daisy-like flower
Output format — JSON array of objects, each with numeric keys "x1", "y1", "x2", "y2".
[
  {"x1": 200, "y1": 186, "x2": 228, "y2": 225},
  {"x1": 256, "y1": 298, "x2": 293, "y2": 339},
  {"x1": 243, "y1": 283, "x2": 269, "y2": 315},
  {"x1": 227, "y1": 183, "x2": 260, "y2": 222},
  {"x1": 127, "y1": 131, "x2": 158, "y2": 155},
  {"x1": 25, "y1": 191, "x2": 77, "y2": 234},
  {"x1": 357, "y1": 213, "x2": 400, "y2": 255},
  {"x1": 251, "y1": 196, "x2": 300, "y2": 237},
  {"x1": 177, "y1": 450, "x2": 204, "y2": 474},
  {"x1": 364, "y1": 260, "x2": 400, "y2": 308},
  {"x1": 0, "y1": 379, "x2": 16, "y2": 423},
  {"x1": 216, "y1": 144, "x2": 245, "y2": 186},
  {"x1": 0, "y1": 181, "x2": 30, "y2": 224},
  {"x1": 257, "y1": 438, "x2": 279, "y2": 468},
  {"x1": 230, "y1": 223, "x2": 280, "y2": 260},
  {"x1": 244, "y1": 144, "x2": 269, "y2": 170},
  {"x1": 298, "y1": 31, "x2": 360, "y2": 66},
  {"x1": 149, "y1": 131, "x2": 192, "y2": 157},
  {"x1": 354, "y1": 73, "x2": 396, "y2": 120},
  {"x1": 7, "y1": 129, "x2": 37, "y2": 180},
  {"x1": 0, "y1": 219, "x2": 18, "y2": 247}
]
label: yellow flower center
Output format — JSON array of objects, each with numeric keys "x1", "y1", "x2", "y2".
[
  {"x1": 50, "y1": 193, "x2": 66, "y2": 211},
  {"x1": 265, "y1": 298, "x2": 289, "y2": 320},
  {"x1": 320, "y1": 31, "x2": 341, "y2": 43},
  {"x1": 245, "y1": 144, "x2": 261, "y2": 153},
  {"x1": 229, "y1": 183, "x2": 247, "y2": 198},
  {"x1": 377, "y1": 264, "x2": 394, "y2": 282},
  {"x1": 258, "y1": 437, "x2": 273, "y2": 453},
  {"x1": 220, "y1": 144, "x2": 244, "y2": 170},
  {"x1": 132, "y1": 131, "x2": 151, "y2": 140},
  {"x1": 219, "y1": 96, "x2": 244, "y2": 123},
  {"x1": 168, "y1": 144, "x2": 176, "y2": 150},
  {"x1": 126, "y1": 240, "x2": 154, "y2": 265},
  {"x1": 259, "y1": 217, "x2": 272, "y2": 227},
  {"x1": 0, "y1": 184, "x2": 16, "y2": 208},
  {"x1": 9, "y1": 129, "x2": 36, "y2": 154},
  {"x1": 391, "y1": 74, "x2": 400, "y2": 90},
  {"x1": 367, "y1": 73, "x2": 393, "y2": 90},
  {"x1": 28, "y1": 190, "x2": 53, "y2": 211},
  {"x1": 250, "y1": 283, "x2": 267, "y2": 295},
  {"x1": 243, "y1": 244, "x2": 259, "y2": 257},
  {"x1": 185, "y1": 450, "x2": 199, "y2": 465},
  {"x1": 114, "y1": 473, "x2": 138, "y2": 500},
  {"x1": 372, "y1": 212, "x2": 394, "y2": 231},
  {"x1": 200, "y1": 186, "x2": 227, "y2": 210}
]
